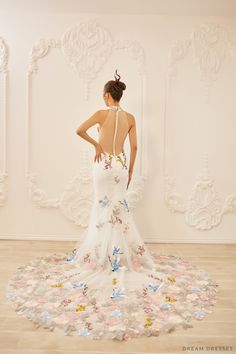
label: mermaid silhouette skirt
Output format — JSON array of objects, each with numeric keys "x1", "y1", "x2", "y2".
[{"x1": 5, "y1": 151, "x2": 219, "y2": 341}]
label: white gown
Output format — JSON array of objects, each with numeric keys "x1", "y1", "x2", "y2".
[{"x1": 5, "y1": 105, "x2": 219, "y2": 341}]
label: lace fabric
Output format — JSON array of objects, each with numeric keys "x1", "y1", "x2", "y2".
[{"x1": 5, "y1": 105, "x2": 220, "y2": 341}]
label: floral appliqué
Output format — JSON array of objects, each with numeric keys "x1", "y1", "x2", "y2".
[
  {"x1": 148, "y1": 282, "x2": 164, "y2": 292},
  {"x1": 109, "y1": 245, "x2": 123, "y2": 272},
  {"x1": 104, "y1": 155, "x2": 112, "y2": 169},
  {"x1": 167, "y1": 277, "x2": 176, "y2": 283},
  {"x1": 114, "y1": 175, "x2": 120, "y2": 183},
  {"x1": 137, "y1": 244, "x2": 145, "y2": 256},
  {"x1": 51, "y1": 283, "x2": 63, "y2": 288},
  {"x1": 194, "y1": 309, "x2": 205, "y2": 319},
  {"x1": 109, "y1": 205, "x2": 122, "y2": 226},
  {"x1": 111, "y1": 287, "x2": 125, "y2": 299},
  {"x1": 72, "y1": 283, "x2": 84, "y2": 289},
  {"x1": 148, "y1": 274, "x2": 162, "y2": 281},
  {"x1": 144, "y1": 317, "x2": 152, "y2": 328},
  {"x1": 103, "y1": 153, "x2": 127, "y2": 170},
  {"x1": 164, "y1": 295, "x2": 177, "y2": 302},
  {"x1": 112, "y1": 246, "x2": 123, "y2": 256},
  {"x1": 66, "y1": 248, "x2": 77, "y2": 263},
  {"x1": 119, "y1": 199, "x2": 129, "y2": 212},
  {"x1": 96, "y1": 221, "x2": 105, "y2": 229},
  {"x1": 116, "y1": 153, "x2": 128, "y2": 170},
  {"x1": 108, "y1": 256, "x2": 122, "y2": 271},
  {"x1": 112, "y1": 278, "x2": 118, "y2": 285},
  {"x1": 99, "y1": 195, "x2": 111, "y2": 207},
  {"x1": 123, "y1": 222, "x2": 129, "y2": 234},
  {"x1": 62, "y1": 298, "x2": 72, "y2": 307},
  {"x1": 111, "y1": 308, "x2": 122, "y2": 318},
  {"x1": 76, "y1": 304, "x2": 86, "y2": 312},
  {"x1": 83, "y1": 253, "x2": 91, "y2": 263},
  {"x1": 76, "y1": 327, "x2": 90, "y2": 336}
]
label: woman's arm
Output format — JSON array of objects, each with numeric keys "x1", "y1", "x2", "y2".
[
  {"x1": 76, "y1": 110, "x2": 104, "y2": 162},
  {"x1": 76, "y1": 110, "x2": 102, "y2": 148},
  {"x1": 127, "y1": 115, "x2": 138, "y2": 189}
]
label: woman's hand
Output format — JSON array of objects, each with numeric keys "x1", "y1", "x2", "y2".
[
  {"x1": 94, "y1": 143, "x2": 104, "y2": 163},
  {"x1": 126, "y1": 169, "x2": 133, "y2": 190}
]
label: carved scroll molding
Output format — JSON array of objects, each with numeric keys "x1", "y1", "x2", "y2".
[
  {"x1": 0, "y1": 37, "x2": 8, "y2": 207},
  {"x1": 26, "y1": 20, "x2": 147, "y2": 227},
  {"x1": 168, "y1": 23, "x2": 236, "y2": 102},
  {"x1": 164, "y1": 23, "x2": 236, "y2": 230},
  {"x1": 165, "y1": 155, "x2": 236, "y2": 230}
]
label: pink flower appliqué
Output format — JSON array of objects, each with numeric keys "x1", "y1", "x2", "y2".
[
  {"x1": 199, "y1": 295, "x2": 209, "y2": 301},
  {"x1": 105, "y1": 317, "x2": 118, "y2": 326},
  {"x1": 88, "y1": 260, "x2": 97, "y2": 269},
  {"x1": 132, "y1": 256, "x2": 141, "y2": 270},
  {"x1": 143, "y1": 295, "x2": 152, "y2": 303}
]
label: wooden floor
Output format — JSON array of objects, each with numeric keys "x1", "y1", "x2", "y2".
[{"x1": 0, "y1": 240, "x2": 235, "y2": 354}]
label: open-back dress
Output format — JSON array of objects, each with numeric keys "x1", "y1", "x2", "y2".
[{"x1": 5, "y1": 104, "x2": 219, "y2": 341}]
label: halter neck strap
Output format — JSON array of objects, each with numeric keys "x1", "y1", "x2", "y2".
[
  {"x1": 106, "y1": 105, "x2": 121, "y2": 154},
  {"x1": 107, "y1": 105, "x2": 123, "y2": 111}
]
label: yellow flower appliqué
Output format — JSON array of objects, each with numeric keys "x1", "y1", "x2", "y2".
[
  {"x1": 51, "y1": 283, "x2": 63, "y2": 288},
  {"x1": 164, "y1": 295, "x2": 177, "y2": 302},
  {"x1": 144, "y1": 317, "x2": 152, "y2": 328},
  {"x1": 112, "y1": 278, "x2": 117, "y2": 285},
  {"x1": 167, "y1": 277, "x2": 176, "y2": 283},
  {"x1": 76, "y1": 305, "x2": 86, "y2": 312}
]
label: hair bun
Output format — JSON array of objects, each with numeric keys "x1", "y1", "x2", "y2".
[
  {"x1": 104, "y1": 70, "x2": 126, "y2": 100},
  {"x1": 116, "y1": 81, "x2": 126, "y2": 91}
]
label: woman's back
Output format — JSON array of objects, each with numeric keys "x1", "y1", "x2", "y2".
[{"x1": 98, "y1": 106, "x2": 130, "y2": 155}]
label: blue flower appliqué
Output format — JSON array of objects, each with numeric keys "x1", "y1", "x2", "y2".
[
  {"x1": 72, "y1": 283, "x2": 85, "y2": 289},
  {"x1": 66, "y1": 248, "x2": 77, "y2": 262},
  {"x1": 39, "y1": 311, "x2": 51, "y2": 321},
  {"x1": 108, "y1": 256, "x2": 122, "y2": 272},
  {"x1": 148, "y1": 282, "x2": 164, "y2": 292},
  {"x1": 191, "y1": 286, "x2": 201, "y2": 292},
  {"x1": 111, "y1": 287, "x2": 125, "y2": 299},
  {"x1": 76, "y1": 328, "x2": 90, "y2": 336},
  {"x1": 6, "y1": 292, "x2": 17, "y2": 301},
  {"x1": 119, "y1": 199, "x2": 129, "y2": 212},
  {"x1": 111, "y1": 309, "x2": 122, "y2": 317},
  {"x1": 99, "y1": 195, "x2": 110, "y2": 207},
  {"x1": 194, "y1": 309, "x2": 205, "y2": 319},
  {"x1": 112, "y1": 246, "x2": 123, "y2": 256},
  {"x1": 160, "y1": 302, "x2": 171, "y2": 310}
]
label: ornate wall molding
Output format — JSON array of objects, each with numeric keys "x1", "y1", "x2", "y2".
[
  {"x1": 164, "y1": 155, "x2": 236, "y2": 230},
  {"x1": 0, "y1": 37, "x2": 8, "y2": 207},
  {"x1": 164, "y1": 23, "x2": 236, "y2": 230},
  {"x1": 168, "y1": 23, "x2": 235, "y2": 102},
  {"x1": 61, "y1": 21, "x2": 113, "y2": 100},
  {"x1": 26, "y1": 20, "x2": 147, "y2": 227},
  {"x1": 59, "y1": 149, "x2": 94, "y2": 228}
]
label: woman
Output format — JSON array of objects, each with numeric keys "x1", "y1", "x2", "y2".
[
  {"x1": 76, "y1": 69, "x2": 136, "y2": 191},
  {"x1": 6, "y1": 71, "x2": 219, "y2": 341}
]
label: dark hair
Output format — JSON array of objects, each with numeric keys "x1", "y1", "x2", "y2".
[{"x1": 104, "y1": 70, "x2": 126, "y2": 101}]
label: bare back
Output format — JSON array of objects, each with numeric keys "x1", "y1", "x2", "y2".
[{"x1": 98, "y1": 106, "x2": 130, "y2": 155}]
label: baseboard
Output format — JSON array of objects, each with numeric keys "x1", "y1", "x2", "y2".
[
  {"x1": 145, "y1": 236, "x2": 236, "y2": 244},
  {"x1": 0, "y1": 233, "x2": 236, "y2": 244}
]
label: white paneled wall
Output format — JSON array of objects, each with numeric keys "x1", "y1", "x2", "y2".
[{"x1": 0, "y1": 2, "x2": 236, "y2": 243}]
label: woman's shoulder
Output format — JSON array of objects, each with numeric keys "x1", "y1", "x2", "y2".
[{"x1": 123, "y1": 111, "x2": 136, "y2": 123}]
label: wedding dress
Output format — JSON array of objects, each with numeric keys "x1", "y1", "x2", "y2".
[{"x1": 6, "y1": 105, "x2": 219, "y2": 341}]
